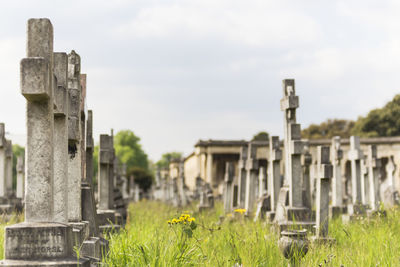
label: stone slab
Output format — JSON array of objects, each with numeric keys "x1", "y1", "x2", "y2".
[{"x1": 0, "y1": 258, "x2": 89, "y2": 267}]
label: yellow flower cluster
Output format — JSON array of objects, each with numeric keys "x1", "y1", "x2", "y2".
[
  {"x1": 234, "y1": 208, "x2": 246, "y2": 214},
  {"x1": 167, "y1": 214, "x2": 196, "y2": 225}
]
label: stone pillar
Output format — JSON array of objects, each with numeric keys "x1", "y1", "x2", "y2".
[
  {"x1": 206, "y1": 152, "x2": 213, "y2": 185},
  {"x1": 331, "y1": 136, "x2": 343, "y2": 207},
  {"x1": 267, "y1": 136, "x2": 282, "y2": 220},
  {"x1": 22, "y1": 18, "x2": 55, "y2": 222},
  {"x1": 121, "y1": 163, "x2": 129, "y2": 199},
  {"x1": 67, "y1": 50, "x2": 82, "y2": 222},
  {"x1": 367, "y1": 145, "x2": 381, "y2": 211},
  {"x1": 178, "y1": 162, "x2": 188, "y2": 206},
  {"x1": 98, "y1": 134, "x2": 112, "y2": 210},
  {"x1": 4, "y1": 140, "x2": 13, "y2": 197},
  {"x1": 382, "y1": 156, "x2": 398, "y2": 207},
  {"x1": 244, "y1": 143, "x2": 258, "y2": 216},
  {"x1": 53, "y1": 52, "x2": 69, "y2": 223},
  {"x1": 16, "y1": 156, "x2": 24, "y2": 199},
  {"x1": 223, "y1": 162, "x2": 234, "y2": 213},
  {"x1": 237, "y1": 146, "x2": 248, "y2": 208},
  {"x1": 315, "y1": 146, "x2": 333, "y2": 240},
  {"x1": 302, "y1": 140, "x2": 312, "y2": 210},
  {"x1": 280, "y1": 79, "x2": 304, "y2": 208},
  {"x1": 0, "y1": 123, "x2": 5, "y2": 198},
  {"x1": 80, "y1": 74, "x2": 87, "y2": 181},
  {"x1": 361, "y1": 156, "x2": 369, "y2": 206},
  {"x1": 86, "y1": 110, "x2": 94, "y2": 186}
]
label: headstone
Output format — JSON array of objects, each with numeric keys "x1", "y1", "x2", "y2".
[
  {"x1": 367, "y1": 145, "x2": 381, "y2": 211},
  {"x1": 178, "y1": 161, "x2": 188, "y2": 206},
  {"x1": 53, "y1": 52, "x2": 69, "y2": 223},
  {"x1": 346, "y1": 136, "x2": 367, "y2": 216},
  {"x1": 0, "y1": 123, "x2": 5, "y2": 199},
  {"x1": 223, "y1": 162, "x2": 234, "y2": 213},
  {"x1": 67, "y1": 50, "x2": 82, "y2": 222},
  {"x1": 381, "y1": 156, "x2": 399, "y2": 207},
  {"x1": 314, "y1": 146, "x2": 334, "y2": 243},
  {"x1": 266, "y1": 136, "x2": 282, "y2": 221},
  {"x1": 237, "y1": 146, "x2": 248, "y2": 208},
  {"x1": 4, "y1": 140, "x2": 13, "y2": 197},
  {"x1": 302, "y1": 140, "x2": 312, "y2": 210},
  {"x1": 244, "y1": 143, "x2": 259, "y2": 216},
  {"x1": 0, "y1": 18, "x2": 88, "y2": 266},
  {"x1": 121, "y1": 163, "x2": 129, "y2": 199},
  {"x1": 16, "y1": 156, "x2": 24, "y2": 199},
  {"x1": 361, "y1": 156, "x2": 369, "y2": 206},
  {"x1": 331, "y1": 136, "x2": 344, "y2": 215}
]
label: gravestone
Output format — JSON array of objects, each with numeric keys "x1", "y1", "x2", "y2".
[
  {"x1": 302, "y1": 140, "x2": 312, "y2": 210},
  {"x1": 53, "y1": 52, "x2": 69, "y2": 224},
  {"x1": 0, "y1": 123, "x2": 5, "y2": 201},
  {"x1": 254, "y1": 167, "x2": 270, "y2": 222},
  {"x1": 266, "y1": 136, "x2": 282, "y2": 221},
  {"x1": 237, "y1": 146, "x2": 248, "y2": 208},
  {"x1": 313, "y1": 146, "x2": 334, "y2": 243},
  {"x1": 346, "y1": 136, "x2": 368, "y2": 217},
  {"x1": 0, "y1": 18, "x2": 88, "y2": 266},
  {"x1": 330, "y1": 136, "x2": 345, "y2": 217},
  {"x1": 4, "y1": 140, "x2": 13, "y2": 198},
  {"x1": 367, "y1": 145, "x2": 381, "y2": 211},
  {"x1": 381, "y1": 156, "x2": 399, "y2": 207},
  {"x1": 223, "y1": 162, "x2": 234, "y2": 213},
  {"x1": 16, "y1": 156, "x2": 24, "y2": 200},
  {"x1": 178, "y1": 162, "x2": 188, "y2": 206},
  {"x1": 244, "y1": 143, "x2": 259, "y2": 216},
  {"x1": 275, "y1": 79, "x2": 312, "y2": 229}
]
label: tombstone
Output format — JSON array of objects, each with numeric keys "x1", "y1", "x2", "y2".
[
  {"x1": 198, "y1": 182, "x2": 214, "y2": 211},
  {"x1": 367, "y1": 145, "x2": 381, "y2": 211},
  {"x1": 346, "y1": 136, "x2": 367, "y2": 217},
  {"x1": 244, "y1": 143, "x2": 259, "y2": 216},
  {"x1": 381, "y1": 156, "x2": 399, "y2": 207},
  {"x1": 223, "y1": 162, "x2": 235, "y2": 213},
  {"x1": 0, "y1": 123, "x2": 5, "y2": 200},
  {"x1": 171, "y1": 178, "x2": 180, "y2": 207},
  {"x1": 121, "y1": 163, "x2": 129, "y2": 199},
  {"x1": 330, "y1": 136, "x2": 345, "y2": 217},
  {"x1": 302, "y1": 140, "x2": 312, "y2": 210},
  {"x1": 0, "y1": 18, "x2": 89, "y2": 266},
  {"x1": 53, "y1": 52, "x2": 69, "y2": 224},
  {"x1": 237, "y1": 146, "x2": 248, "y2": 208},
  {"x1": 266, "y1": 136, "x2": 282, "y2": 221},
  {"x1": 97, "y1": 134, "x2": 121, "y2": 232},
  {"x1": 275, "y1": 79, "x2": 311, "y2": 228},
  {"x1": 178, "y1": 162, "x2": 188, "y2": 206},
  {"x1": 206, "y1": 183, "x2": 214, "y2": 209},
  {"x1": 313, "y1": 146, "x2": 334, "y2": 243},
  {"x1": 16, "y1": 156, "x2": 24, "y2": 199},
  {"x1": 4, "y1": 140, "x2": 13, "y2": 198},
  {"x1": 361, "y1": 156, "x2": 369, "y2": 206}
]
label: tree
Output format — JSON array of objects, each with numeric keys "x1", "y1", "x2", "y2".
[
  {"x1": 129, "y1": 166, "x2": 153, "y2": 191},
  {"x1": 252, "y1": 131, "x2": 269, "y2": 141},
  {"x1": 12, "y1": 144, "x2": 24, "y2": 190},
  {"x1": 301, "y1": 119, "x2": 355, "y2": 139},
  {"x1": 352, "y1": 94, "x2": 400, "y2": 137},
  {"x1": 156, "y1": 152, "x2": 182, "y2": 168},
  {"x1": 114, "y1": 130, "x2": 149, "y2": 170}
]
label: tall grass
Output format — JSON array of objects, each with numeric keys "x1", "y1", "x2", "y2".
[{"x1": 102, "y1": 201, "x2": 400, "y2": 266}]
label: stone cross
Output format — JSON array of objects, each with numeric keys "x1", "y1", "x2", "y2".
[
  {"x1": 4, "y1": 140, "x2": 12, "y2": 197},
  {"x1": 237, "y1": 146, "x2": 248, "y2": 208},
  {"x1": 53, "y1": 52, "x2": 69, "y2": 223},
  {"x1": 98, "y1": 134, "x2": 113, "y2": 210},
  {"x1": 331, "y1": 136, "x2": 343, "y2": 207},
  {"x1": 268, "y1": 136, "x2": 282, "y2": 212},
  {"x1": 315, "y1": 146, "x2": 333, "y2": 238},
  {"x1": 67, "y1": 50, "x2": 82, "y2": 222},
  {"x1": 86, "y1": 110, "x2": 94, "y2": 186},
  {"x1": 0, "y1": 123, "x2": 5, "y2": 198},
  {"x1": 223, "y1": 162, "x2": 234, "y2": 213},
  {"x1": 244, "y1": 143, "x2": 258, "y2": 216},
  {"x1": 302, "y1": 140, "x2": 312, "y2": 209},
  {"x1": 383, "y1": 156, "x2": 398, "y2": 206},
  {"x1": 16, "y1": 156, "x2": 24, "y2": 199},
  {"x1": 21, "y1": 18, "x2": 55, "y2": 222},
  {"x1": 361, "y1": 156, "x2": 369, "y2": 205},
  {"x1": 348, "y1": 136, "x2": 364, "y2": 205},
  {"x1": 367, "y1": 145, "x2": 381, "y2": 211},
  {"x1": 280, "y1": 79, "x2": 304, "y2": 208}
]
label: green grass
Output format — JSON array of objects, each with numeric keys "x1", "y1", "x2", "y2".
[{"x1": 102, "y1": 201, "x2": 400, "y2": 266}]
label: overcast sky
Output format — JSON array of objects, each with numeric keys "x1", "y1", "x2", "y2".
[{"x1": 1, "y1": 0, "x2": 400, "y2": 161}]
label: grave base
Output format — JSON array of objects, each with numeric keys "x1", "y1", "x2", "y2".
[
  {"x1": 310, "y1": 236, "x2": 336, "y2": 245},
  {"x1": 0, "y1": 222, "x2": 89, "y2": 267},
  {"x1": 266, "y1": 211, "x2": 275, "y2": 222},
  {"x1": 329, "y1": 206, "x2": 347, "y2": 218},
  {"x1": 0, "y1": 258, "x2": 89, "y2": 267},
  {"x1": 97, "y1": 210, "x2": 121, "y2": 226},
  {"x1": 276, "y1": 221, "x2": 315, "y2": 234},
  {"x1": 81, "y1": 237, "x2": 109, "y2": 262},
  {"x1": 69, "y1": 221, "x2": 89, "y2": 246}
]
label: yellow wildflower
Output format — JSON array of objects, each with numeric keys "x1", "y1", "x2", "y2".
[{"x1": 234, "y1": 209, "x2": 246, "y2": 214}]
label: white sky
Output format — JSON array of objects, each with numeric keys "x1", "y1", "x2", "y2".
[{"x1": 1, "y1": 0, "x2": 400, "y2": 161}]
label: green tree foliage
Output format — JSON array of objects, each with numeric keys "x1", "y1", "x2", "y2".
[
  {"x1": 352, "y1": 94, "x2": 400, "y2": 137},
  {"x1": 301, "y1": 119, "x2": 355, "y2": 139},
  {"x1": 156, "y1": 152, "x2": 182, "y2": 168},
  {"x1": 129, "y1": 166, "x2": 153, "y2": 192},
  {"x1": 251, "y1": 131, "x2": 269, "y2": 141},
  {"x1": 12, "y1": 144, "x2": 25, "y2": 190},
  {"x1": 114, "y1": 130, "x2": 149, "y2": 170}
]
